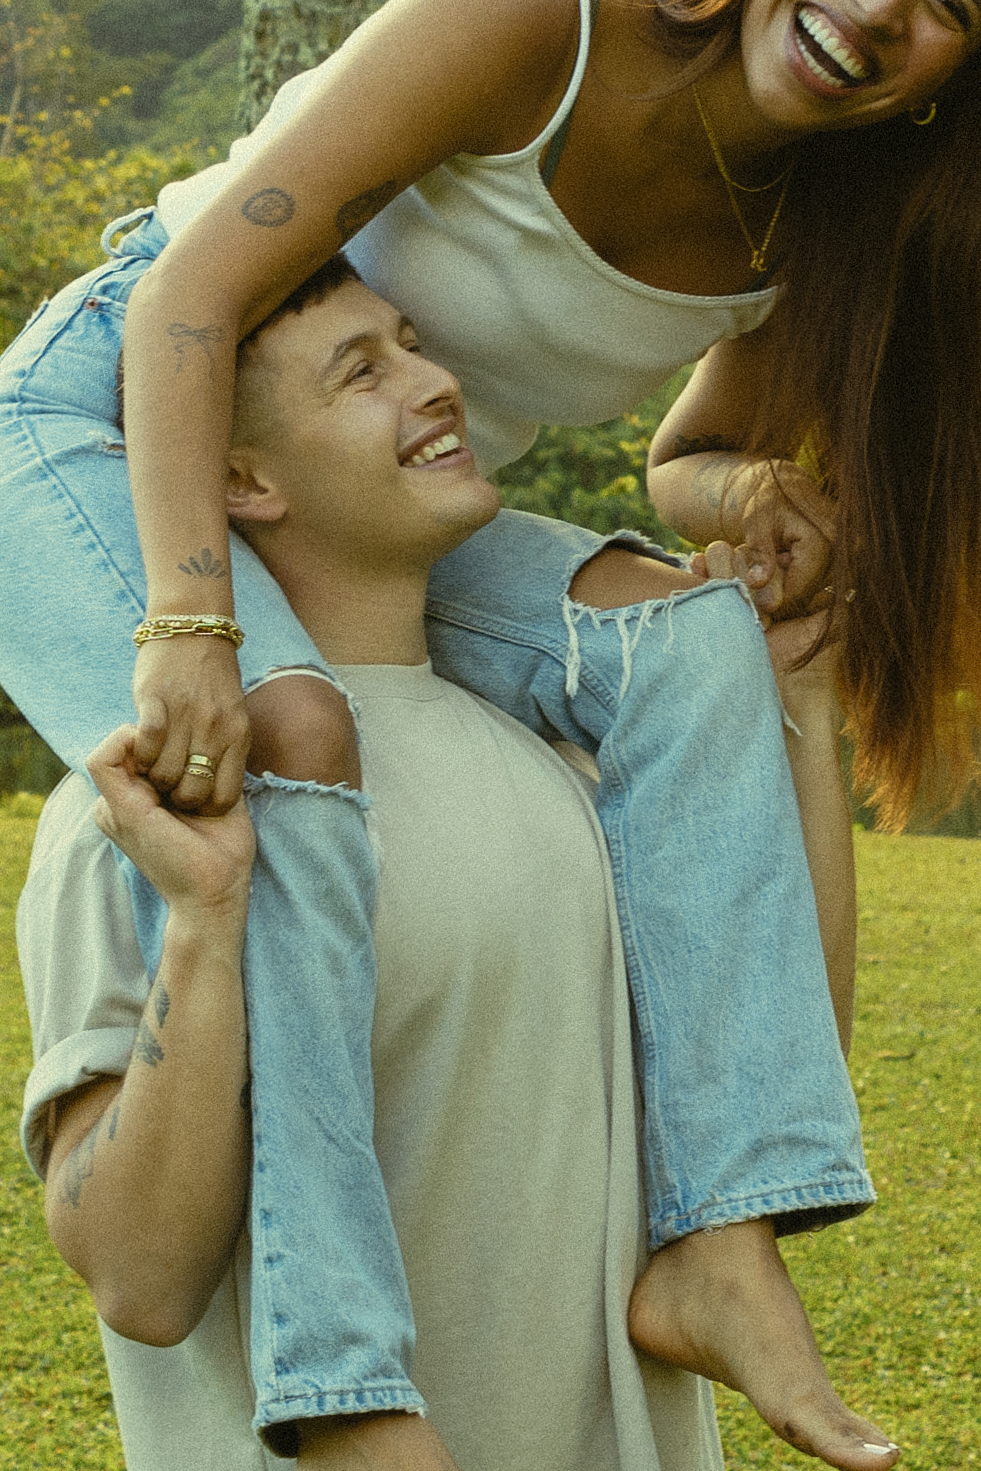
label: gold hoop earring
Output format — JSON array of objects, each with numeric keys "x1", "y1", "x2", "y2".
[{"x1": 910, "y1": 101, "x2": 937, "y2": 126}]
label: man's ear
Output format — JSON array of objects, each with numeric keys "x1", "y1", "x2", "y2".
[{"x1": 226, "y1": 450, "x2": 288, "y2": 524}]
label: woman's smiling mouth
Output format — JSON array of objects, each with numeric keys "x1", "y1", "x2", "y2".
[{"x1": 792, "y1": 4, "x2": 875, "y2": 90}]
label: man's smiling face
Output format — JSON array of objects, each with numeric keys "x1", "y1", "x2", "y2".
[{"x1": 236, "y1": 280, "x2": 499, "y2": 574}]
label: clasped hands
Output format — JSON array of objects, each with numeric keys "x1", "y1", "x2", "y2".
[
  {"x1": 689, "y1": 459, "x2": 840, "y2": 706},
  {"x1": 692, "y1": 457, "x2": 835, "y2": 625}
]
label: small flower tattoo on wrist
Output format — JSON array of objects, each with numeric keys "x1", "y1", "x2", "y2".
[{"x1": 178, "y1": 549, "x2": 227, "y2": 579}]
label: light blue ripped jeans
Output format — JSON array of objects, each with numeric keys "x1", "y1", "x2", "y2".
[{"x1": 0, "y1": 208, "x2": 873, "y2": 1454}]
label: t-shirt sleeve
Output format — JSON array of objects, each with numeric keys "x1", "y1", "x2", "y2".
[{"x1": 18, "y1": 774, "x2": 149, "y2": 1180}]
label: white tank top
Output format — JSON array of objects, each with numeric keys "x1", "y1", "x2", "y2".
[{"x1": 157, "y1": 0, "x2": 777, "y2": 471}]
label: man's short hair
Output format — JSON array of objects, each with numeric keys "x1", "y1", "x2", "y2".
[
  {"x1": 239, "y1": 253, "x2": 362, "y2": 351},
  {"x1": 230, "y1": 252, "x2": 364, "y2": 450}
]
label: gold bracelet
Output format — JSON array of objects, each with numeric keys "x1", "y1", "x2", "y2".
[{"x1": 133, "y1": 615, "x2": 245, "y2": 649}]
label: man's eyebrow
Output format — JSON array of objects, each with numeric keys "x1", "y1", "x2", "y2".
[{"x1": 319, "y1": 316, "x2": 417, "y2": 381}]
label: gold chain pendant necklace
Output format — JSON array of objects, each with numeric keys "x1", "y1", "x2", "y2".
[{"x1": 691, "y1": 84, "x2": 797, "y2": 274}]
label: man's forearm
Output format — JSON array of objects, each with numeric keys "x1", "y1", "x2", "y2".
[{"x1": 47, "y1": 906, "x2": 250, "y2": 1345}]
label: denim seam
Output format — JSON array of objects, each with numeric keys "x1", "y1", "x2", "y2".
[
  {"x1": 1, "y1": 414, "x2": 148, "y2": 623},
  {"x1": 5, "y1": 269, "x2": 153, "y2": 621},
  {"x1": 262, "y1": 1385, "x2": 427, "y2": 1414},
  {"x1": 428, "y1": 575, "x2": 755, "y2": 712},
  {"x1": 650, "y1": 1176, "x2": 878, "y2": 1250},
  {"x1": 7, "y1": 265, "x2": 141, "y2": 384},
  {"x1": 427, "y1": 599, "x2": 621, "y2": 717}
]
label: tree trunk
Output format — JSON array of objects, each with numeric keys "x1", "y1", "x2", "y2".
[{"x1": 238, "y1": 0, "x2": 384, "y2": 133}]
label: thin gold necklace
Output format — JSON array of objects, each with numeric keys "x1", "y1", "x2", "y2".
[{"x1": 691, "y1": 83, "x2": 796, "y2": 275}]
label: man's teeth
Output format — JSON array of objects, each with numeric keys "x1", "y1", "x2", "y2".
[
  {"x1": 408, "y1": 432, "x2": 461, "y2": 467},
  {"x1": 796, "y1": 7, "x2": 867, "y2": 86}
]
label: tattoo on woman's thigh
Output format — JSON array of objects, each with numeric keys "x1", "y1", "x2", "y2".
[{"x1": 134, "y1": 1021, "x2": 164, "y2": 1068}]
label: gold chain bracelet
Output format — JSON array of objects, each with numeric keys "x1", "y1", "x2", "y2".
[{"x1": 133, "y1": 614, "x2": 245, "y2": 649}]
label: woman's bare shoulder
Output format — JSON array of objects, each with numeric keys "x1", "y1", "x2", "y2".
[{"x1": 334, "y1": 0, "x2": 584, "y2": 156}]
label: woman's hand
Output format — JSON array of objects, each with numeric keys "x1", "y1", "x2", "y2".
[
  {"x1": 735, "y1": 463, "x2": 834, "y2": 617},
  {"x1": 87, "y1": 724, "x2": 255, "y2": 926},
  {"x1": 131, "y1": 636, "x2": 252, "y2": 816},
  {"x1": 690, "y1": 465, "x2": 833, "y2": 620}
]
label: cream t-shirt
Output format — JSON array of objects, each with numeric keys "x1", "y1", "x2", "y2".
[{"x1": 19, "y1": 664, "x2": 722, "y2": 1471}]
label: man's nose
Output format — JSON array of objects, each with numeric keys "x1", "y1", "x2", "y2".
[{"x1": 408, "y1": 355, "x2": 461, "y2": 414}]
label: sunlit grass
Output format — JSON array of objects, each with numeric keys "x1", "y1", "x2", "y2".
[
  {"x1": 0, "y1": 811, "x2": 122, "y2": 1469},
  {"x1": 716, "y1": 833, "x2": 980, "y2": 1468}
]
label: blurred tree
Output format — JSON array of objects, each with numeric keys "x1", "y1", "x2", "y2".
[
  {"x1": 239, "y1": 0, "x2": 382, "y2": 131},
  {"x1": 88, "y1": 0, "x2": 241, "y2": 61},
  {"x1": 140, "y1": 28, "x2": 240, "y2": 157},
  {"x1": 86, "y1": 0, "x2": 240, "y2": 141},
  {"x1": 0, "y1": 0, "x2": 157, "y2": 153}
]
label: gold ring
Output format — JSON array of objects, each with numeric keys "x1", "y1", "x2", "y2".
[{"x1": 184, "y1": 754, "x2": 216, "y2": 781}]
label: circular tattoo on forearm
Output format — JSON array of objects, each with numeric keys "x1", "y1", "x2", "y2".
[{"x1": 241, "y1": 188, "x2": 296, "y2": 227}]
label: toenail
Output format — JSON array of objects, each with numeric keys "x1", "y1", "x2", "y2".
[{"x1": 862, "y1": 1445, "x2": 898, "y2": 1456}]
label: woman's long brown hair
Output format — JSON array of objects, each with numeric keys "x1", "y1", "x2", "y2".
[{"x1": 642, "y1": 0, "x2": 981, "y2": 828}]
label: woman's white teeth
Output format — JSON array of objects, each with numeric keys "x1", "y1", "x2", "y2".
[
  {"x1": 408, "y1": 432, "x2": 461, "y2": 466},
  {"x1": 797, "y1": 7, "x2": 867, "y2": 85}
]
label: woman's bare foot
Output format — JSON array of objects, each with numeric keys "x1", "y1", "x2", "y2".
[
  {"x1": 628, "y1": 1219, "x2": 900, "y2": 1471},
  {"x1": 297, "y1": 1411, "x2": 460, "y2": 1470}
]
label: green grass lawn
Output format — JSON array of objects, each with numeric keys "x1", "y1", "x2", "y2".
[{"x1": 0, "y1": 811, "x2": 977, "y2": 1467}]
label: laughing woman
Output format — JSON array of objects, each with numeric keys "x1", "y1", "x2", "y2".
[{"x1": 2, "y1": 0, "x2": 980, "y2": 1467}]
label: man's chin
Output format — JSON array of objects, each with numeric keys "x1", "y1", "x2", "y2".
[{"x1": 432, "y1": 487, "x2": 500, "y2": 561}]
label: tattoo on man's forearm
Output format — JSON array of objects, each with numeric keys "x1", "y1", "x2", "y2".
[
  {"x1": 134, "y1": 1021, "x2": 164, "y2": 1068},
  {"x1": 335, "y1": 181, "x2": 399, "y2": 243},
  {"x1": 241, "y1": 187, "x2": 296, "y2": 227},
  {"x1": 61, "y1": 1121, "x2": 100, "y2": 1209},
  {"x1": 178, "y1": 548, "x2": 227, "y2": 579},
  {"x1": 153, "y1": 983, "x2": 171, "y2": 1029},
  {"x1": 107, "y1": 1103, "x2": 121, "y2": 1141},
  {"x1": 167, "y1": 322, "x2": 226, "y2": 378}
]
